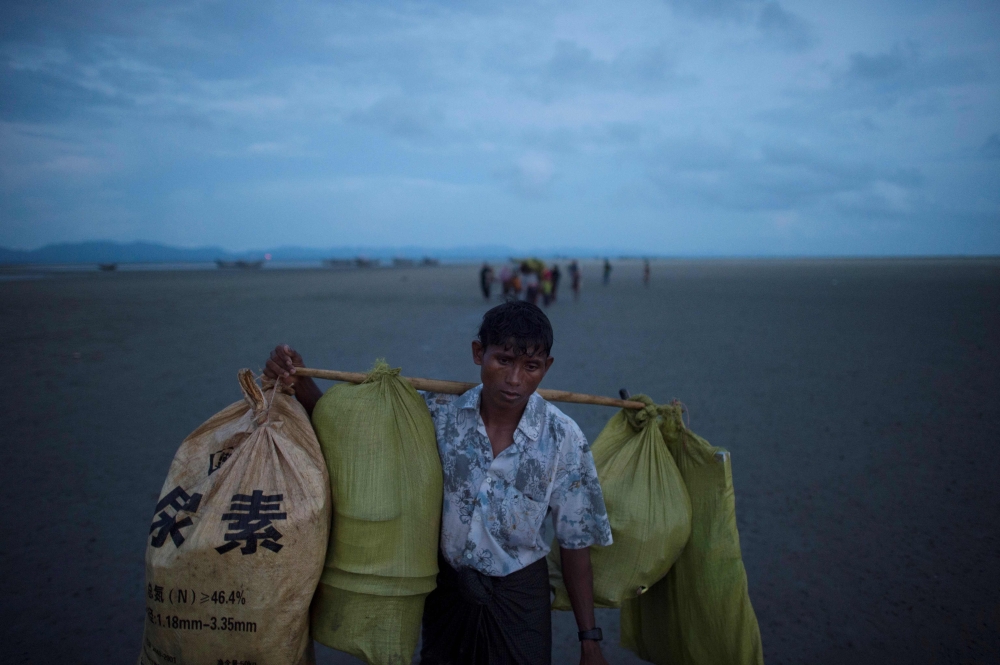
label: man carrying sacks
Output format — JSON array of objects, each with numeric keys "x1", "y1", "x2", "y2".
[{"x1": 266, "y1": 301, "x2": 614, "y2": 665}]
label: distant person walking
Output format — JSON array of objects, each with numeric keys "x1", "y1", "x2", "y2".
[
  {"x1": 499, "y1": 264, "x2": 513, "y2": 300},
  {"x1": 541, "y1": 268, "x2": 554, "y2": 307},
  {"x1": 551, "y1": 264, "x2": 561, "y2": 302},
  {"x1": 602, "y1": 258, "x2": 612, "y2": 286},
  {"x1": 480, "y1": 262, "x2": 495, "y2": 300},
  {"x1": 643, "y1": 259, "x2": 650, "y2": 287},
  {"x1": 522, "y1": 262, "x2": 540, "y2": 305},
  {"x1": 569, "y1": 260, "x2": 581, "y2": 300}
]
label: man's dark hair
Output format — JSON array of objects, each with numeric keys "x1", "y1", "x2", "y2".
[{"x1": 477, "y1": 301, "x2": 553, "y2": 357}]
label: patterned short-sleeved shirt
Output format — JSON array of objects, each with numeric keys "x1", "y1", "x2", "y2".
[{"x1": 423, "y1": 385, "x2": 613, "y2": 576}]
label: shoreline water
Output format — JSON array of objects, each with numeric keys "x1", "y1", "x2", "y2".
[{"x1": 2, "y1": 254, "x2": 998, "y2": 279}]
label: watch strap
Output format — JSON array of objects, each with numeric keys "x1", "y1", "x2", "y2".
[{"x1": 578, "y1": 627, "x2": 603, "y2": 642}]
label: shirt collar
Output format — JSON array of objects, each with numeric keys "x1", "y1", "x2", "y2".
[
  {"x1": 456, "y1": 384, "x2": 483, "y2": 411},
  {"x1": 516, "y1": 393, "x2": 545, "y2": 442},
  {"x1": 457, "y1": 385, "x2": 545, "y2": 444}
]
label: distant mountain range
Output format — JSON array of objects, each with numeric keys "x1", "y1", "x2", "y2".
[
  {"x1": 0, "y1": 241, "x2": 607, "y2": 264},
  {"x1": 0, "y1": 241, "x2": 228, "y2": 264}
]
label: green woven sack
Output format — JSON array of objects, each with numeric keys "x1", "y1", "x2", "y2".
[
  {"x1": 309, "y1": 361, "x2": 443, "y2": 664},
  {"x1": 620, "y1": 403, "x2": 763, "y2": 665},
  {"x1": 310, "y1": 584, "x2": 426, "y2": 665},
  {"x1": 549, "y1": 396, "x2": 691, "y2": 609}
]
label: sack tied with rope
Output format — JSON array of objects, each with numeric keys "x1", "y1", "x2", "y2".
[
  {"x1": 548, "y1": 394, "x2": 692, "y2": 609},
  {"x1": 309, "y1": 360, "x2": 443, "y2": 665},
  {"x1": 619, "y1": 401, "x2": 764, "y2": 665},
  {"x1": 138, "y1": 370, "x2": 331, "y2": 665}
]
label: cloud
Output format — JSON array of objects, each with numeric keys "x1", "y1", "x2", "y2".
[
  {"x1": 664, "y1": 0, "x2": 817, "y2": 53},
  {"x1": 665, "y1": 0, "x2": 757, "y2": 20},
  {"x1": 645, "y1": 136, "x2": 925, "y2": 219},
  {"x1": 758, "y1": 37, "x2": 993, "y2": 131},
  {"x1": 494, "y1": 152, "x2": 556, "y2": 199},
  {"x1": 831, "y1": 180, "x2": 915, "y2": 218},
  {"x1": 524, "y1": 40, "x2": 685, "y2": 99},
  {"x1": 980, "y1": 133, "x2": 1000, "y2": 160},
  {"x1": 667, "y1": 0, "x2": 816, "y2": 53},
  {"x1": 0, "y1": 60, "x2": 135, "y2": 122},
  {"x1": 842, "y1": 42, "x2": 985, "y2": 99},
  {"x1": 756, "y1": 2, "x2": 816, "y2": 52},
  {"x1": 348, "y1": 96, "x2": 444, "y2": 139}
]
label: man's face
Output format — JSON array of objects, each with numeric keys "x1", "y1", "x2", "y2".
[{"x1": 472, "y1": 340, "x2": 553, "y2": 410}]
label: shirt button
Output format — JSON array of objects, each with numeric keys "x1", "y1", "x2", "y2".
[{"x1": 465, "y1": 551, "x2": 472, "y2": 559}]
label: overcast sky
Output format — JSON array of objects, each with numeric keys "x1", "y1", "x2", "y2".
[{"x1": 1, "y1": 0, "x2": 998, "y2": 254}]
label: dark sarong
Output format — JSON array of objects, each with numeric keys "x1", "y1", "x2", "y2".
[{"x1": 420, "y1": 553, "x2": 551, "y2": 665}]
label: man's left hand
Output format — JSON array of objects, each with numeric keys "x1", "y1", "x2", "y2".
[{"x1": 580, "y1": 640, "x2": 609, "y2": 665}]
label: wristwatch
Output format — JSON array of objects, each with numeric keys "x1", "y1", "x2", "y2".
[{"x1": 578, "y1": 628, "x2": 603, "y2": 642}]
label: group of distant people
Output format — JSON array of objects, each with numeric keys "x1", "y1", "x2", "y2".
[
  {"x1": 480, "y1": 260, "x2": 577, "y2": 306},
  {"x1": 480, "y1": 258, "x2": 650, "y2": 304}
]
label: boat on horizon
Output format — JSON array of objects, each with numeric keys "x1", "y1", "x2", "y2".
[{"x1": 215, "y1": 259, "x2": 265, "y2": 270}]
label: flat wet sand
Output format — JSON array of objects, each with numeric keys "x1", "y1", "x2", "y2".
[{"x1": 1, "y1": 258, "x2": 998, "y2": 664}]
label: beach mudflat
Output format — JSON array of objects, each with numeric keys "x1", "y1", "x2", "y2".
[{"x1": 1, "y1": 258, "x2": 997, "y2": 664}]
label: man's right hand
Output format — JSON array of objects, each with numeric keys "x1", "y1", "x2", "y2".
[
  {"x1": 263, "y1": 344, "x2": 323, "y2": 416},
  {"x1": 264, "y1": 344, "x2": 305, "y2": 387}
]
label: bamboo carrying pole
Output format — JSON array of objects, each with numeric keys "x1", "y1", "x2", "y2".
[{"x1": 295, "y1": 367, "x2": 646, "y2": 410}]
